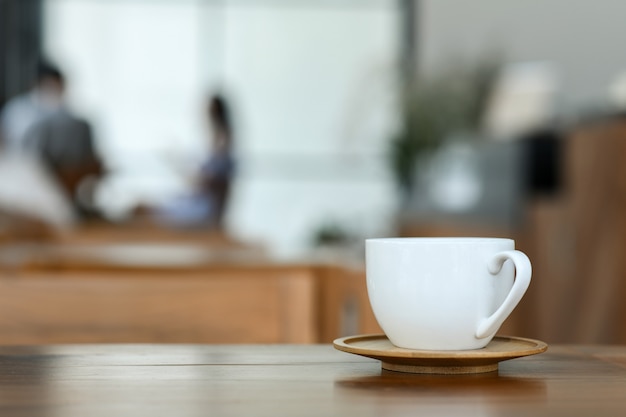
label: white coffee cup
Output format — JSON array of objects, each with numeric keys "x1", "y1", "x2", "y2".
[{"x1": 366, "y1": 237, "x2": 531, "y2": 351}]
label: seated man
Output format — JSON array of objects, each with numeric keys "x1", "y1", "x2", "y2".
[{"x1": 23, "y1": 109, "x2": 103, "y2": 218}]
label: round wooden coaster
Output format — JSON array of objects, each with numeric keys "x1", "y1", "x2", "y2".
[{"x1": 333, "y1": 334, "x2": 548, "y2": 374}]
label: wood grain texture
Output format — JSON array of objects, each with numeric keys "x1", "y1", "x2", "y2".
[{"x1": 0, "y1": 344, "x2": 623, "y2": 416}]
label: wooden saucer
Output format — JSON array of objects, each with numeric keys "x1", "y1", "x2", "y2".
[{"x1": 333, "y1": 334, "x2": 547, "y2": 374}]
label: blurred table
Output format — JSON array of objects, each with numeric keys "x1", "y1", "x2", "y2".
[
  {"x1": 0, "y1": 241, "x2": 268, "y2": 271},
  {"x1": 0, "y1": 343, "x2": 624, "y2": 416},
  {"x1": 0, "y1": 239, "x2": 378, "y2": 344}
]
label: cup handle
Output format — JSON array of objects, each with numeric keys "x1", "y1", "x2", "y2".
[{"x1": 475, "y1": 250, "x2": 532, "y2": 339}]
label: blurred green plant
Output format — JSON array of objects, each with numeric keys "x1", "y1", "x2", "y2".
[
  {"x1": 390, "y1": 56, "x2": 501, "y2": 195},
  {"x1": 311, "y1": 221, "x2": 351, "y2": 247}
]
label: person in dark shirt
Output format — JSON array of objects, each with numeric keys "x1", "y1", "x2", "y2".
[{"x1": 23, "y1": 108, "x2": 103, "y2": 216}]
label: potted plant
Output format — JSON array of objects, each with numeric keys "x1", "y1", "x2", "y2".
[{"x1": 389, "y1": 57, "x2": 501, "y2": 200}]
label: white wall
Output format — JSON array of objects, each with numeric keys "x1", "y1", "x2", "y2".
[
  {"x1": 219, "y1": 4, "x2": 399, "y2": 254},
  {"x1": 420, "y1": 0, "x2": 626, "y2": 113}
]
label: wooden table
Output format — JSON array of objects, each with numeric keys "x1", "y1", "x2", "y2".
[{"x1": 0, "y1": 343, "x2": 624, "y2": 416}]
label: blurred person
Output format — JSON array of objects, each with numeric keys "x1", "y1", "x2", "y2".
[
  {"x1": 201, "y1": 94, "x2": 236, "y2": 227},
  {"x1": 0, "y1": 60, "x2": 103, "y2": 223},
  {"x1": 152, "y1": 94, "x2": 236, "y2": 229},
  {"x1": 22, "y1": 102, "x2": 104, "y2": 218},
  {"x1": 0, "y1": 61, "x2": 66, "y2": 151},
  {"x1": 0, "y1": 61, "x2": 79, "y2": 234}
]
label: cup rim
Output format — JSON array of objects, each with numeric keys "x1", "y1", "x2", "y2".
[{"x1": 366, "y1": 237, "x2": 514, "y2": 244}]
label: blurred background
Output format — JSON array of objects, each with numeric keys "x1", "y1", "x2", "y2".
[{"x1": 1, "y1": 0, "x2": 626, "y2": 346}]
